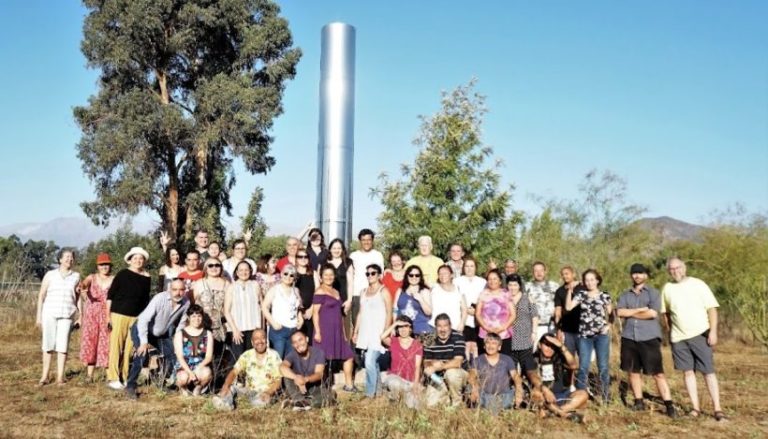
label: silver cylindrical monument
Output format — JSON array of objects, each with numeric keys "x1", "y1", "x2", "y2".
[{"x1": 316, "y1": 22, "x2": 355, "y2": 243}]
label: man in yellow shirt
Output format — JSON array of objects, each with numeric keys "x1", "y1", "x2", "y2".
[
  {"x1": 405, "y1": 235, "x2": 444, "y2": 287},
  {"x1": 660, "y1": 257, "x2": 724, "y2": 421}
]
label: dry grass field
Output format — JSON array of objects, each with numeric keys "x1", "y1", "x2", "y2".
[{"x1": 2, "y1": 295, "x2": 767, "y2": 439}]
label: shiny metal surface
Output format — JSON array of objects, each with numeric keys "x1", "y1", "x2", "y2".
[{"x1": 316, "y1": 22, "x2": 356, "y2": 243}]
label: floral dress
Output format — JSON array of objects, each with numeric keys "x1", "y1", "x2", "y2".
[{"x1": 80, "y1": 277, "x2": 111, "y2": 367}]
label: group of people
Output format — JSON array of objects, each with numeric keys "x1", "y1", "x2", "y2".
[{"x1": 35, "y1": 227, "x2": 726, "y2": 422}]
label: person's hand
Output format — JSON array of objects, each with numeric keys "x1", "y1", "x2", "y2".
[
  {"x1": 488, "y1": 258, "x2": 497, "y2": 270},
  {"x1": 352, "y1": 333, "x2": 358, "y2": 344},
  {"x1": 343, "y1": 300, "x2": 351, "y2": 314},
  {"x1": 707, "y1": 331, "x2": 718, "y2": 347},
  {"x1": 314, "y1": 332, "x2": 322, "y2": 343},
  {"x1": 544, "y1": 335, "x2": 562, "y2": 348},
  {"x1": 557, "y1": 330, "x2": 565, "y2": 342},
  {"x1": 531, "y1": 332, "x2": 537, "y2": 346},
  {"x1": 272, "y1": 323, "x2": 283, "y2": 331},
  {"x1": 259, "y1": 392, "x2": 270, "y2": 403},
  {"x1": 159, "y1": 231, "x2": 171, "y2": 248},
  {"x1": 303, "y1": 309, "x2": 313, "y2": 320},
  {"x1": 189, "y1": 370, "x2": 198, "y2": 382},
  {"x1": 423, "y1": 365, "x2": 435, "y2": 376},
  {"x1": 232, "y1": 330, "x2": 243, "y2": 345},
  {"x1": 36, "y1": 316, "x2": 42, "y2": 329},
  {"x1": 294, "y1": 375, "x2": 307, "y2": 387},
  {"x1": 243, "y1": 228, "x2": 253, "y2": 243},
  {"x1": 469, "y1": 388, "x2": 479, "y2": 403},
  {"x1": 601, "y1": 325, "x2": 611, "y2": 335},
  {"x1": 530, "y1": 389, "x2": 544, "y2": 405},
  {"x1": 134, "y1": 343, "x2": 150, "y2": 357}
]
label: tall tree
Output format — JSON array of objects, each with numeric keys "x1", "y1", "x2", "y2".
[
  {"x1": 371, "y1": 81, "x2": 523, "y2": 265},
  {"x1": 74, "y1": 0, "x2": 301, "y2": 245}
]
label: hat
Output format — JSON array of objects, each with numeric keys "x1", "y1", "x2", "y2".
[
  {"x1": 630, "y1": 263, "x2": 649, "y2": 275},
  {"x1": 96, "y1": 253, "x2": 112, "y2": 265},
  {"x1": 124, "y1": 247, "x2": 150, "y2": 263}
]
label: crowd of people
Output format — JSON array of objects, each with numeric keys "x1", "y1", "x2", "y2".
[{"x1": 34, "y1": 227, "x2": 726, "y2": 422}]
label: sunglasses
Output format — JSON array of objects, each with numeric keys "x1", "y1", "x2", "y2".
[
  {"x1": 297, "y1": 255, "x2": 309, "y2": 259},
  {"x1": 282, "y1": 272, "x2": 296, "y2": 278},
  {"x1": 207, "y1": 264, "x2": 222, "y2": 268},
  {"x1": 407, "y1": 273, "x2": 421, "y2": 278},
  {"x1": 365, "y1": 271, "x2": 379, "y2": 277}
]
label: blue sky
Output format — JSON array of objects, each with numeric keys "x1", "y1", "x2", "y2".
[{"x1": 0, "y1": 0, "x2": 766, "y2": 236}]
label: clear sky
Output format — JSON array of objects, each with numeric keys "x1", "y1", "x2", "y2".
[{"x1": 0, "y1": 0, "x2": 766, "y2": 236}]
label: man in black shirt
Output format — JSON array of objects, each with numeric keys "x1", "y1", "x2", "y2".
[
  {"x1": 423, "y1": 313, "x2": 467, "y2": 408},
  {"x1": 554, "y1": 265, "x2": 582, "y2": 360},
  {"x1": 533, "y1": 334, "x2": 588, "y2": 423}
]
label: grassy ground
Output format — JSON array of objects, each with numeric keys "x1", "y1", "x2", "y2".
[{"x1": 2, "y1": 297, "x2": 767, "y2": 439}]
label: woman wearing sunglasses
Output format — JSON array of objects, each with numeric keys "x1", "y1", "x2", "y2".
[
  {"x1": 295, "y1": 248, "x2": 319, "y2": 340},
  {"x1": 394, "y1": 265, "x2": 433, "y2": 338},
  {"x1": 192, "y1": 259, "x2": 231, "y2": 346},
  {"x1": 261, "y1": 264, "x2": 303, "y2": 359}
]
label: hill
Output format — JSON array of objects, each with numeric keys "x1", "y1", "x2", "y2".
[{"x1": 634, "y1": 216, "x2": 707, "y2": 243}]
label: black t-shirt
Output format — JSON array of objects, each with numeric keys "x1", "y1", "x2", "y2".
[
  {"x1": 538, "y1": 351, "x2": 569, "y2": 394},
  {"x1": 295, "y1": 273, "x2": 315, "y2": 310},
  {"x1": 554, "y1": 283, "x2": 583, "y2": 334},
  {"x1": 424, "y1": 331, "x2": 466, "y2": 362},
  {"x1": 107, "y1": 269, "x2": 151, "y2": 317}
]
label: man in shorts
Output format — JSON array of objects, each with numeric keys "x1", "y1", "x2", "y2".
[
  {"x1": 532, "y1": 334, "x2": 588, "y2": 423},
  {"x1": 617, "y1": 263, "x2": 677, "y2": 417},
  {"x1": 661, "y1": 258, "x2": 725, "y2": 421}
]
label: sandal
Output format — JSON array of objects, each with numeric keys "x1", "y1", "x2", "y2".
[
  {"x1": 688, "y1": 409, "x2": 701, "y2": 418},
  {"x1": 714, "y1": 411, "x2": 727, "y2": 422}
]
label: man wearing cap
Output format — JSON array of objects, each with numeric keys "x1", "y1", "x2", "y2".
[
  {"x1": 617, "y1": 263, "x2": 677, "y2": 417},
  {"x1": 125, "y1": 278, "x2": 190, "y2": 400},
  {"x1": 105, "y1": 247, "x2": 152, "y2": 390},
  {"x1": 661, "y1": 257, "x2": 724, "y2": 421}
]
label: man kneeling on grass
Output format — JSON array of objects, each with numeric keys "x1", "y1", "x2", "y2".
[
  {"x1": 468, "y1": 332, "x2": 517, "y2": 414},
  {"x1": 279, "y1": 330, "x2": 336, "y2": 410},
  {"x1": 531, "y1": 334, "x2": 588, "y2": 423},
  {"x1": 212, "y1": 329, "x2": 282, "y2": 410}
]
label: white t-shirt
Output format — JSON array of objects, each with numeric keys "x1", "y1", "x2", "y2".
[
  {"x1": 454, "y1": 275, "x2": 486, "y2": 328},
  {"x1": 349, "y1": 249, "x2": 385, "y2": 297},
  {"x1": 429, "y1": 283, "x2": 464, "y2": 330}
]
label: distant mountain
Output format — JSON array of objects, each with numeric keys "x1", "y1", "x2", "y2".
[
  {"x1": 0, "y1": 217, "x2": 153, "y2": 248},
  {"x1": 634, "y1": 216, "x2": 707, "y2": 242}
]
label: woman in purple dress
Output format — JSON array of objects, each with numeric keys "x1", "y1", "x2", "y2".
[{"x1": 313, "y1": 263, "x2": 358, "y2": 392}]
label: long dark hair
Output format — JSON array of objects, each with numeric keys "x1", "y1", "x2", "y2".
[
  {"x1": 164, "y1": 246, "x2": 179, "y2": 268},
  {"x1": 404, "y1": 265, "x2": 428, "y2": 292},
  {"x1": 326, "y1": 238, "x2": 352, "y2": 265},
  {"x1": 308, "y1": 228, "x2": 325, "y2": 247}
]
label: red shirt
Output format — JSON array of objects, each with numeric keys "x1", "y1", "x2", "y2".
[
  {"x1": 177, "y1": 270, "x2": 203, "y2": 303},
  {"x1": 382, "y1": 271, "x2": 403, "y2": 302},
  {"x1": 390, "y1": 337, "x2": 423, "y2": 382}
]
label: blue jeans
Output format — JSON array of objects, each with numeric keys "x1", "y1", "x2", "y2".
[
  {"x1": 363, "y1": 349, "x2": 382, "y2": 397},
  {"x1": 268, "y1": 326, "x2": 293, "y2": 359},
  {"x1": 126, "y1": 324, "x2": 175, "y2": 390},
  {"x1": 480, "y1": 390, "x2": 515, "y2": 414},
  {"x1": 563, "y1": 331, "x2": 579, "y2": 354},
  {"x1": 577, "y1": 333, "x2": 611, "y2": 401}
]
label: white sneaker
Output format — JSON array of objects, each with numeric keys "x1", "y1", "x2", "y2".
[{"x1": 107, "y1": 380, "x2": 125, "y2": 390}]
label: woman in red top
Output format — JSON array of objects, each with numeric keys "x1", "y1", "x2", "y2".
[
  {"x1": 381, "y1": 251, "x2": 405, "y2": 302},
  {"x1": 380, "y1": 315, "x2": 423, "y2": 405}
]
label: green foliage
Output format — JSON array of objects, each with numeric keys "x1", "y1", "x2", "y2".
[
  {"x1": 371, "y1": 81, "x2": 523, "y2": 266},
  {"x1": 79, "y1": 226, "x2": 164, "y2": 290},
  {"x1": 240, "y1": 187, "x2": 268, "y2": 255},
  {"x1": 250, "y1": 234, "x2": 290, "y2": 261},
  {"x1": 519, "y1": 170, "x2": 655, "y2": 294},
  {"x1": 0, "y1": 235, "x2": 59, "y2": 281},
  {"x1": 74, "y1": 0, "x2": 301, "y2": 243}
]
